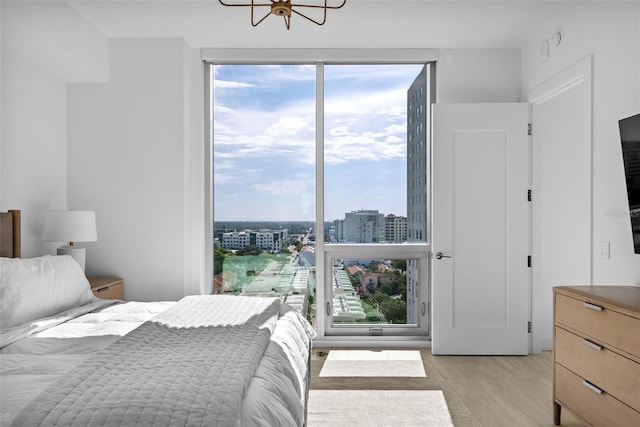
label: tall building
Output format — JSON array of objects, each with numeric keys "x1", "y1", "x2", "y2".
[
  {"x1": 406, "y1": 65, "x2": 428, "y2": 324},
  {"x1": 332, "y1": 218, "x2": 345, "y2": 243},
  {"x1": 343, "y1": 210, "x2": 385, "y2": 243},
  {"x1": 384, "y1": 214, "x2": 407, "y2": 243}
]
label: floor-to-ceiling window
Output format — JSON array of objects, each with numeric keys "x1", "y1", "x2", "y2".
[
  {"x1": 322, "y1": 63, "x2": 430, "y2": 338},
  {"x1": 207, "y1": 50, "x2": 435, "y2": 343}
]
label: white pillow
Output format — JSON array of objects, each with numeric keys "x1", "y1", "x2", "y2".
[{"x1": 0, "y1": 255, "x2": 95, "y2": 329}]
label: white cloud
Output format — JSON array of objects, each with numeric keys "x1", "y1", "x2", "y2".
[
  {"x1": 265, "y1": 115, "x2": 314, "y2": 138},
  {"x1": 253, "y1": 178, "x2": 314, "y2": 195},
  {"x1": 324, "y1": 133, "x2": 406, "y2": 163},
  {"x1": 258, "y1": 64, "x2": 316, "y2": 81},
  {"x1": 213, "y1": 97, "x2": 317, "y2": 167},
  {"x1": 214, "y1": 83, "x2": 410, "y2": 168},
  {"x1": 322, "y1": 93, "x2": 408, "y2": 164},
  {"x1": 214, "y1": 80, "x2": 255, "y2": 89},
  {"x1": 325, "y1": 88, "x2": 407, "y2": 116}
]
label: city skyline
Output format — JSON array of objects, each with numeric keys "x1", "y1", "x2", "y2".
[{"x1": 213, "y1": 63, "x2": 425, "y2": 222}]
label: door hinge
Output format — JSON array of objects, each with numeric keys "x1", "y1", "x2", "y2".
[
  {"x1": 528, "y1": 123, "x2": 532, "y2": 136},
  {"x1": 527, "y1": 189, "x2": 532, "y2": 202},
  {"x1": 527, "y1": 255, "x2": 532, "y2": 268},
  {"x1": 528, "y1": 321, "x2": 532, "y2": 333}
]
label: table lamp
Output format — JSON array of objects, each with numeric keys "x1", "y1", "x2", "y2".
[{"x1": 43, "y1": 210, "x2": 97, "y2": 272}]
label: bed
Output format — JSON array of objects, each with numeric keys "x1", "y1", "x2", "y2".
[{"x1": 0, "y1": 210, "x2": 313, "y2": 426}]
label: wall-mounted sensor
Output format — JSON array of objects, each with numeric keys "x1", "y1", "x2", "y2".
[{"x1": 539, "y1": 39, "x2": 550, "y2": 62}]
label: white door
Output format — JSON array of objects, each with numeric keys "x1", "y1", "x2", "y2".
[{"x1": 431, "y1": 103, "x2": 530, "y2": 355}]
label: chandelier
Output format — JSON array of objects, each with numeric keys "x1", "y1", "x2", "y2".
[{"x1": 218, "y1": 0, "x2": 347, "y2": 30}]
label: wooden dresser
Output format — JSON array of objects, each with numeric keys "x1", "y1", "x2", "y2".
[{"x1": 553, "y1": 286, "x2": 640, "y2": 426}]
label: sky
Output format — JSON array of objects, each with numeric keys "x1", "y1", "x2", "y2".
[{"x1": 213, "y1": 63, "x2": 425, "y2": 222}]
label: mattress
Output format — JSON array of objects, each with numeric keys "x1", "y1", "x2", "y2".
[{"x1": 0, "y1": 295, "x2": 312, "y2": 426}]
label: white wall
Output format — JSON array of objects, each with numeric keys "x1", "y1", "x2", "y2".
[
  {"x1": 1, "y1": 2, "x2": 204, "y2": 299},
  {"x1": 0, "y1": 1, "x2": 108, "y2": 257},
  {"x1": 0, "y1": 52, "x2": 67, "y2": 257},
  {"x1": 520, "y1": 2, "x2": 640, "y2": 350},
  {"x1": 67, "y1": 38, "x2": 203, "y2": 301},
  {"x1": 437, "y1": 49, "x2": 521, "y2": 103},
  {"x1": 522, "y1": 2, "x2": 640, "y2": 282}
]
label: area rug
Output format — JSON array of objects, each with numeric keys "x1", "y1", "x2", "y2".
[
  {"x1": 307, "y1": 389, "x2": 454, "y2": 426},
  {"x1": 319, "y1": 350, "x2": 426, "y2": 377}
]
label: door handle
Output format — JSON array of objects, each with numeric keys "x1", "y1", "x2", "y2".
[{"x1": 435, "y1": 252, "x2": 452, "y2": 260}]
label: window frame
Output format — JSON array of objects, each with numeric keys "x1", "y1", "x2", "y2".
[{"x1": 205, "y1": 49, "x2": 437, "y2": 345}]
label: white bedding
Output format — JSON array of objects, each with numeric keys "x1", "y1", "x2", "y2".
[{"x1": 0, "y1": 296, "x2": 312, "y2": 426}]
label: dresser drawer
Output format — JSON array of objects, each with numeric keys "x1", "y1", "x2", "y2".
[
  {"x1": 555, "y1": 363, "x2": 640, "y2": 426},
  {"x1": 555, "y1": 293, "x2": 640, "y2": 357},
  {"x1": 555, "y1": 326, "x2": 640, "y2": 410}
]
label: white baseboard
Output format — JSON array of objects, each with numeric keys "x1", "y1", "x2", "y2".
[
  {"x1": 313, "y1": 337, "x2": 431, "y2": 349},
  {"x1": 540, "y1": 335, "x2": 554, "y2": 351}
]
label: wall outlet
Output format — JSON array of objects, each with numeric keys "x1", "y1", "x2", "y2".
[{"x1": 599, "y1": 241, "x2": 610, "y2": 259}]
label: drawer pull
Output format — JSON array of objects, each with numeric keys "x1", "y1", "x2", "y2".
[
  {"x1": 582, "y1": 380, "x2": 603, "y2": 395},
  {"x1": 583, "y1": 302, "x2": 603, "y2": 311},
  {"x1": 95, "y1": 287, "x2": 109, "y2": 293},
  {"x1": 583, "y1": 339, "x2": 603, "y2": 351}
]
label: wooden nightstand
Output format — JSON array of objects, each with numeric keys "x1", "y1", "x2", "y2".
[{"x1": 88, "y1": 277, "x2": 124, "y2": 300}]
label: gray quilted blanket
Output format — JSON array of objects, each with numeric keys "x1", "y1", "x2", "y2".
[{"x1": 11, "y1": 295, "x2": 282, "y2": 426}]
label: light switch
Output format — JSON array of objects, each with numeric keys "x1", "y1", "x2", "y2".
[{"x1": 599, "y1": 241, "x2": 610, "y2": 259}]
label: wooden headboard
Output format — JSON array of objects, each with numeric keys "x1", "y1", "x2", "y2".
[{"x1": 0, "y1": 210, "x2": 21, "y2": 258}]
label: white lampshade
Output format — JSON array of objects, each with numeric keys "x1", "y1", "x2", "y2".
[
  {"x1": 43, "y1": 211, "x2": 97, "y2": 272},
  {"x1": 44, "y1": 211, "x2": 97, "y2": 244}
]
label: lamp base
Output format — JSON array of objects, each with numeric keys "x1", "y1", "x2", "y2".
[{"x1": 57, "y1": 245, "x2": 86, "y2": 272}]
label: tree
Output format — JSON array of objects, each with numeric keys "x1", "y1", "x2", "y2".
[
  {"x1": 379, "y1": 298, "x2": 407, "y2": 324},
  {"x1": 397, "y1": 279, "x2": 407, "y2": 303},
  {"x1": 373, "y1": 290, "x2": 390, "y2": 303},
  {"x1": 391, "y1": 259, "x2": 407, "y2": 271},
  {"x1": 366, "y1": 261, "x2": 381, "y2": 272},
  {"x1": 348, "y1": 271, "x2": 362, "y2": 288},
  {"x1": 214, "y1": 247, "x2": 234, "y2": 276},
  {"x1": 236, "y1": 245, "x2": 263, "y2": 256},
  {"x1": 380, "y1": 281, "x2": 398, "y2": 297}
]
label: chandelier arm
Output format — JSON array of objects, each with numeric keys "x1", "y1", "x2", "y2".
[
  {"x1": 283, "y1": 14, "x2": 291, "y2": 30},
  {"x1": 251, "y1": 8, "x2": 274, "y2": 27},
  {"x1": 218, "y1": 1, "x2": 274, "y2": 7},
  {"x1": 290, "y1": 7, "x2": 327, "y2": 26},
  {"x1": 290, "y1": 0, "x2": 346, "y2": 10}
]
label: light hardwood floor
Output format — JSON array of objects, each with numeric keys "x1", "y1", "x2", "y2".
[{"x1": 310, "y1": 348, "x2": 589, "y2": 427}]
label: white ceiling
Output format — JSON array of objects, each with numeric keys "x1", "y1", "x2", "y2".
[
  {"x1": 61, "y1": 0, "x2": 594, "y2": 48},
  {"x1": 3, "y1": 1, "x2": 634, "y2": 50}
]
